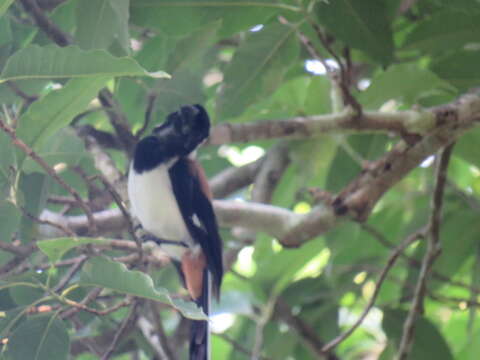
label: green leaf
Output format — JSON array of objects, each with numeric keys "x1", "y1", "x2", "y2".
[
  {"x1": 0, "y1": 200, "x2": 20, "y2": 242},
  {"x1": 8, "y1": 314, "x2": 70, "y2": 360},
  {"x1": 155, "y1": 70, "x2": 206, "y2": 115},
  {"x1": 166, "y1": 20, "x2": 221, "y2": 73},
  {"x1": 431, "y1": 50, "x2": 480, "y2": 91},
  {"x1": 454, "y1": 127, "x2": 480, "y2": 169},
  {"x1": 0, "y1": 0, "x2": 14, "y2": 16},
  {"x1": 0, "y1": 45, "x2": 169, "y2": 83},
  {"x1": 403, "y1": 12, "x2": 480, "y2": 54},
  {"x1": 18, "y1": 172, "x2": 50, "y2": 243},
  {"x1": 315, "y1": 0, "x2": 393, "y2": 65},
  {"x1": 0, "y1": 17, "x2": 12, "y2": 47},
  {"x1": 216, "y1": 23, "x2": 299, "y2": 119},
  {"x1": 304, "y1": 75, "x2": 332, "y2": 115},
  {"x1": 0, "y1": 307, "x2": 25, "y2": 336},
  {"x1": 16, "y1": 76, "x2": 108, "y2": 163},
  {"x1": 75, "y1": 0, "x2": 130, "y2": 54},
  {"x1": 359, "y1": 64, "x2": 457, "y2": 109},
  {"x1": 130, "y1": 0, "x2": 282, "y2": 37},
  {"x1": 382, "y1": 308, "x2": 454, "y2": 360},
  {"x1": 80, "y1": 256, "x2": 206, "y2": 320},
  {"x1": 37, "y1": 237, "x2": 108, "y2": 263},
  {"x1": 456, "y1": 328, "x2": 480, "y2": 360},
  {"x1": 431, "y1": 210, "x2": 479, "y2": 285}
]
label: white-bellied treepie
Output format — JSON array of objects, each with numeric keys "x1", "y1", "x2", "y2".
[{"x1": 128, "y1": 104, "x2": 223, "y2": 360}]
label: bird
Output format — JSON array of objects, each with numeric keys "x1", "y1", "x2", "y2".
[{"x1": 128, "y1": 104, "x2": 223, "y2": 360}]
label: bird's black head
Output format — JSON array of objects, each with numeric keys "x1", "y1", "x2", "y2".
[
  {"x1": 153, "y1": 104, "x2": 210, "y2": 157},
  {"x1": 133, "y1": 104, "x2": 210, "y2": 173}
]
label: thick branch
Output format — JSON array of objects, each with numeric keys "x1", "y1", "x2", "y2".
[
  {"x1": 210, "y1": 157, "x2": 265, "y2": 199},
  {"x1": 208, "y1": 109, "x2": 432, "y2": 145},
  {"x1": 280, "y1": 91, "x2": 480, "y2": 246},
  {"x1": 39, "y1": 200, "x2": 301, "y2": 239}
]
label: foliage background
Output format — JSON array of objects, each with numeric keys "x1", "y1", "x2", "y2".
[{"x1": 0, "y1": 0, "x2": 479, "y2": 359}]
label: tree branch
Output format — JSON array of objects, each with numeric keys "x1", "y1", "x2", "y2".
[
  {"x1": 396, "y1": 144, "x2": 454, "y2": 360},
  {"x1": 208, "y1": 109, "x2": 426, "y2": 145},
  {"x1": 19, "y1": 0, "x2": 72, "y2": 46}
]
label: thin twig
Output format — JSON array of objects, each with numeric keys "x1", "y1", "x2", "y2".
[
  {"x1": 148, "y1": 301, "x2": 178, "y2": 360},
  {"x1": 136, "y1": 92, "x2": 158, "y2": 139},
  {"x1": 6, "y1": 81, "x2": 38, "y2": 104},
  {"x1": 0, "y1": 119, "x2": 97, "y2": 234},
  {"x1": 21, "y1": 205, "x2": 76, "y2": 236},
  {"x1": 0, "y1": 240, "x2": 32, "y2": 257},
  {"x1": 64, "y1": 296, "x2": 132, "y2": 317},
  {"x1": 396, "y1": 143, "x2": 454, "y2": 360},
  {"x1": 96, "y1": 175, "x2": 138, "y2": 244},
  {"x1": 275, "y1": 298, "x2": 339, "y2": 360},
  {"x1": 101, "y1": 299, "x2": 141, "y2": 360},
  {"x1": 307, "y1": 21, "x2": 362, "y2": 116},
  {"x1": 61, "y1": 287, "x2": 103, "y2": 319},
  {"x1": 321, "y1": 230, "x2": 424, "y2": 353},
  {"x1": 52, "y1": 255, "x2": 88, "y2": 293},
  {"x1": 218, "y1": 334, "x2": 273, "y2": 360}
]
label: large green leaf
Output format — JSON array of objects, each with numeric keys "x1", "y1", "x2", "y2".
[
  {"x1": 166, "y1": 20, "x2": 221, "y2": 73},
  {"x1": 216, "y1": 23, "x2": 299, "y2": 119},
  {"x1": 37, "y1": 237, "x2": 109, "y2": 263},
  {"x1": 0, "y1": 45, "x2": 169, "y2": 82},
  {"x1": 8, "y1": 314, "x2": 70, "y2": 360},
  {"x1": 15, "y1": 76, "x2": 108, "y2": 162},
  {"x1": 80, "y1": 256, "x2": 206, "y2": 320},
  {"x1": 315, "y1": 0, "x2": 393, "y2": 65},
  {"x1": 403, "y1": 12, "x2": 480, "y2": 54},
  {"x1": 382, "y1": 308, "x2": 454, "y2": 360},
  {"x1": 0, "y1": 17, "x2": 11, "y2": 47},
  {"x1": 431, "y1": 50, "x2": 480, "y2": 91},
  {"x1": 130, "y1": 0, "x2": 283, "y2": 37},
  {"x1": 75, "y1": 0, "x2": 130, "y2": 54},
  {"x1": 359, "y1": 64, "x2": 457, "y2": 109},
  {"x1": 0, "y1": 0, "x2": 14, "y2": 16}
]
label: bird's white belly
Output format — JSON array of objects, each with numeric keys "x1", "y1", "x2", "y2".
[{"x1": 128, "y1": 163, "x2": 192, "y2": 259}]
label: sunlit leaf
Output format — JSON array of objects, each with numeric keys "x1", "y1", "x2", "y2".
[{"x1": 0, "y1": 0, "x2": 14, "y2": 16}]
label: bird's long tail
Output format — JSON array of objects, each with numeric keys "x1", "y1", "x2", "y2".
[{"x1": 189, "y1": 269, "x2": 210, "y2": 360}]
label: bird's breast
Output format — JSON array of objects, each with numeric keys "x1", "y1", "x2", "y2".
[{"x1": 128, "y1": 163, "x2": 191, "y2": 259}]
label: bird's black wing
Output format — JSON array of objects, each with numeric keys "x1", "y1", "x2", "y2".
[{"x1": 168, "y1": 158, "x2": 223, "y2": 296}]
